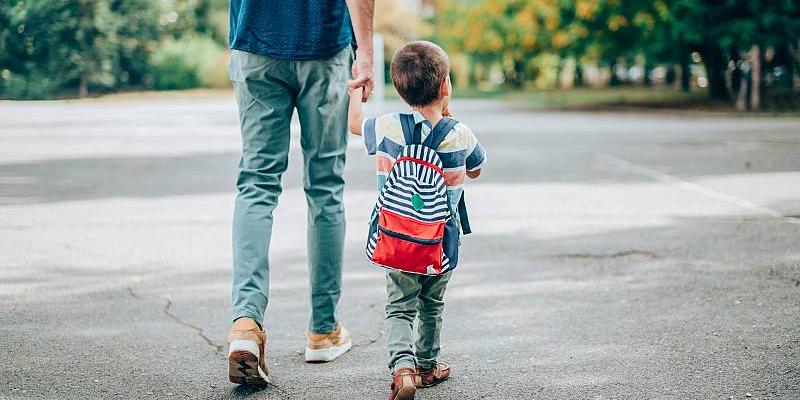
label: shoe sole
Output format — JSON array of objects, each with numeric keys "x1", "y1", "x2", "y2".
[
  {"x1": 417, "y1": 375, "x2": 449, "y2": 388},
  {"x1": 393, "y1": 386, "x2": 416, "y2": 400},
  {"x1": 304, "y1": 338, "x2": 352, "y2": 363},
  {"x1": 228, "y1": 350, "x2": 269, "y2": 385}
]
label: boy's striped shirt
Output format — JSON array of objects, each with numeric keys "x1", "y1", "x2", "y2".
[{"x1": 362, "y1": 111, "x2": 486, "y2": 212}]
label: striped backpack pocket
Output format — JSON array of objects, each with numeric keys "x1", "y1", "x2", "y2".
[{"x1": 366, "y1": 114, "x2": 468, "y2": 275}]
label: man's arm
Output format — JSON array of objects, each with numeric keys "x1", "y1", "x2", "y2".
[
  {"x1": 345, "y1": 0, "x2": 375, "y2": 102},
  {"x1": 348, "y1": 87, "x2": 364, "y2": 135}
]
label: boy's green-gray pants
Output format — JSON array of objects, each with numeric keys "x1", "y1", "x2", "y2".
[
  {"x1": 385, "y1": 269, "x2": 452, "y2": 372},
  {"x1": 229, "y1": 47, "x2": 352, "y2": 334}
]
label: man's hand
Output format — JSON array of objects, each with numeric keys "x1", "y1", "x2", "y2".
[
  {"x1": 349, "y1": 50, "x2": 374, "y2": 102},
  {"x1": 345, "y1": 0, "x2": 375, "y2": 102}
]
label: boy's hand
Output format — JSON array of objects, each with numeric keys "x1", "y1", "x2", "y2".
[
  {"x1": 443, "y1": 106, "x2": 454, "y2": 117},
  {"x1": 349, "y1": 50, "x2": 374, "y2": 102},
  {"x1": 348, "y1": 86, "x2": 364, "y2": 98},
  {"x1": 347, "y1": 86, "x2": 365, "y2": 135}
]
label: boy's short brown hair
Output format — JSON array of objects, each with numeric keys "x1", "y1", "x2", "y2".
[{"x1": 390, "y1": 41, "x2": 450, "y2": 107}]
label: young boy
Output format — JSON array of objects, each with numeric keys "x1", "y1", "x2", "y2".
[{"x1": 348, "y1": 41, "x2": 486, "y2": 400}]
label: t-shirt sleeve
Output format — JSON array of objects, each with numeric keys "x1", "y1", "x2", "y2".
[
  {"x1": 463, "y1": 125, "x2": 487, "y2": 171},
  {"x1": 362, "y1": 116, "x2": 378, "y2": 155}
]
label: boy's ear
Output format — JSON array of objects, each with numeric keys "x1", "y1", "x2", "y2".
[{"x1": 440, "y1": 76, "x2": 451, "y2": 97}]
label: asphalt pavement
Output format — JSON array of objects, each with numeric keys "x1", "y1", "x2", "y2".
[{"x1": 1, "y1": 95, "x2": 798, "y2": 399}]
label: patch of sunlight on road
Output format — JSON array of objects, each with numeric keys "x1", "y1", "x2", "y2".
[{"x1": 4, "y1": 170, "x2": 795, "y2": 302}]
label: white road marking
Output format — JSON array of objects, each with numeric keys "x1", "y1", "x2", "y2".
[{"x1": 597, "y1": 153, "x2": 800, "y2": 226}]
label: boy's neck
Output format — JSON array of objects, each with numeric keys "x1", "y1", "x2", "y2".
[{"x1": 413, "y1": 102, "x2": 444, "y2": 126}]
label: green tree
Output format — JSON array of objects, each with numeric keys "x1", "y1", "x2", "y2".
[
  {"x1": 669, "y1": 0, "x2": 800, "y2": 103},
  {"x1": 110, "y1": 0, "x2": 161, "y2": 89},
  {"x1": 0, "y1": 0, "x2": 160, "y2": 99},
  {"x1": 158, "y1": 0, "x2": 229, "y2": 45},
  {"x1": 558, "y1": 0, "x2": 669, "y2": 86},
  {"x1": 1, "y1": 1, "x2": 78, "y2": 98},
  {"x1": 436, "y1": 0, "x2": 561, "y2": 87}
]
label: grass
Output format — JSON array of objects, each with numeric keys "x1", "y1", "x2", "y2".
[
  {"x1": 463, "y1": 86, "x2": 800, "y2": 115},
  {"x1": 386, "y1": 85, "x2": 742, "y2": 113},
  {"x1": 501, "y1": 86, "x2": 708, "y2": 109}
]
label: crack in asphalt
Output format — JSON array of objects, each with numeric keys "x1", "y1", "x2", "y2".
[
  {"x1": 126, "y1": 285, "x2": 225, "y2": 356},
  {"x1": 766, "y1": 266, "x2": 800, "y2": 288},
  {"x1": 162, "y1": 297, "x2": 225, "y2": 356},
  {"x1": 351, "y1": 302, "x2": 383, "y2": 351},
  {"x1": 126, "y1": 286, "x2": 296, "y2": 399},
  {"x1": 126, "y1": 285, "x2": 143, "y2": 299},
  {"x1": 353, "y1": 329, "x2": 383, "y2": 350}
]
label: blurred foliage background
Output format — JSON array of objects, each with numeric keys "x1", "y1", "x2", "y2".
[
  {"x1": 0, "y1": 0, "x2": 229, "y2": 99},
  {"x1": 1, "y1": 0, "x2": 799, "y2": 111}
]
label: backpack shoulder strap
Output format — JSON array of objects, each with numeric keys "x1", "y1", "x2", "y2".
[
  {"x1": 399, "y1": 113, "x2": 422, "y2": 145},
  {"x1": 457, "y1": 192, "x2": 472, "y2": 235},
  {"x1": 422, "y1": 117, "x2": 459, "y2": 150}
]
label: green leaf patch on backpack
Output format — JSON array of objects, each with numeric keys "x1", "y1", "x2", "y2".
[{"x1": 411, "y1": 193, "x2": 424, "y2": 211}]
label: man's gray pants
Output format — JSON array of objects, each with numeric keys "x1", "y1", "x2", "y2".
[{"x1": 229, "y1": 46, "x2": 353, "y2": 334}]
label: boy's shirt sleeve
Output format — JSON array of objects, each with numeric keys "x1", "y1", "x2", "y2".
[
  {"x1": 463, "y1": 124, "x2": 487, "y2": 171},
  {"x1": 362, "y1": 116, "x2": 379, "y2": 156}
]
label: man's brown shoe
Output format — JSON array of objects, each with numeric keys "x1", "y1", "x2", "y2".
[
  {"x1": 387, "y1": 367, "x2": 417, "y2": 400},
  {"x1": 227, "y1": 317, "x2": 268, "y2": 385},
  {"x1": 304, "y1": 324, "x2": 352, "y2": 362},
  {"x1": 416, "y1": 362, "x2": 450, "y2": 388}
]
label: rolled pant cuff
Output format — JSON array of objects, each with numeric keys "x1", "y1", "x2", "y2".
[
  {"x1": 309, "y1": 321, "x2": 337, "y2": 335},
  {"x1": 391, "y1": 360, "x2": 417, "y2": 374},
  {"x1": 417, "y1": 360, "x2": 436, "y2": 370},
  {"x1": 232, "y1": 308, "x2": 263, "y2": 326}
]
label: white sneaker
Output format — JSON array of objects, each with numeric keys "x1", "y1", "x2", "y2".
[
  {"x1": 227, "y1": 318, "x2": 269, "y2": 384},
  {"x1": 304, "y1": 324, "x2": 352, "y2": 362}
]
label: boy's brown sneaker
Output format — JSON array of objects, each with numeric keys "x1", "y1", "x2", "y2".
[
  {"x1": 415, "y1": 361, "x2": 450, "y2": 388},
  {"x1": 227, "y1": 317, "x2": 269, "y2": 385},
  {"x1": 387, "y1": 367, "x2": 417, "y2": 400},
  {"x1": 304, "y1": 323, "x2": 352, "y2": 362}
]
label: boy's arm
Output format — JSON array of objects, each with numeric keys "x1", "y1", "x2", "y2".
[
  {"x1": 461, "y1": 119, "x2": 486, "y2": 180},
  {"x1": 348, "y1": 86, "x2": 365, "y2": 136},
  {"x1": 446, "y1": 108, "x2": 482, "y2": 179}
]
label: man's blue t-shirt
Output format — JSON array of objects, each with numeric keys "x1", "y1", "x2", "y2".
[{"x1": 229, "y1": 0, "x2": 353, "y2": 60}]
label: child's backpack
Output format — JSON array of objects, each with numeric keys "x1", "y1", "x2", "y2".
[{"x1": 365, "y1": 114, "x2": 471, "y2": 275}]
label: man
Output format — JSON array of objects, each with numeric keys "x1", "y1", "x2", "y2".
[{"x1": 225, "y1": 0, "x2": 375, "y2": 384}]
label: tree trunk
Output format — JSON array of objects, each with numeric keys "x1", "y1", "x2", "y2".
[
  {"x1": 777, "y1": 42, "x2": 794, "y2": 88},
  {"x1": 750, "y1": 45, "x2": 761, "y2": 111},
  {"x1": 505, "y1": 59, "x2": 526, "y2": 89},
  {"x1": 735, "y1": 68, "x2": 749, "y2": 112},
  {"x1": 468, "y1": 56, "x2": 478, "y2": 87},
  {"x1": 665, "y1": 65, "x2": 676, "y2": 86},
  {"x1": 79, "y1": 73, "x2": 88, "y2": 99},
  {"x1": 643, "y1": 60, "x2": 652, "y2": 86},
  {"x1": 574, "y1": 63, "x2": 584, "y2": 87},
  {"x1": 703, "y1": 45, "x2": 729, "y2": 100},
  {"x1": 609, "y1": 61, "x2": 621, "y2": 86},
  {"x1": 555, "y1": 58, "x2": 563, "y2": 89},
  {"x1": 787, "y1": 46, "x2": 795, "y2": 89},
  {"x1": 679, "y1": 55, "x2": 691, "y2": 92},
  {"x1": 730, "y1": 47, "x2": 742, "y2": 95}
]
